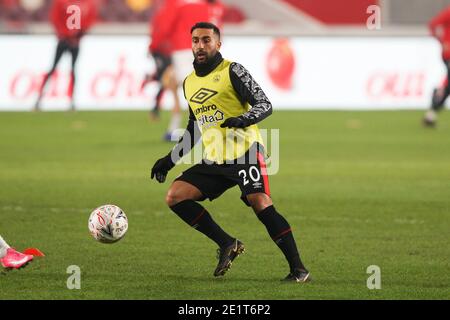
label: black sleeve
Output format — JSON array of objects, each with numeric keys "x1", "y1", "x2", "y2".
[
  {"x1": 182, "y1": 78, "x2": 187, "y2": 99},
  {"x1": 167, "y1": 107, "x2": 200, "y2": 164},
  {"x1": 229, "y1": 62, "x2": 273, "y2": 125},
  {"x1": 188, "y1": 105, "x2": 196, "y2": 121}
]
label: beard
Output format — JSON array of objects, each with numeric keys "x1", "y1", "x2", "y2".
[{"x1": 193, "y1": 50, "x2": 216, "y2": 64}]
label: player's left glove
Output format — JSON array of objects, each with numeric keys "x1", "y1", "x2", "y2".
[
  {"x1": 220, "y1": 117, "x2": 248, "y2": 129},
  {"x1": 151, "y1": 155, "x2": 175, "y2": 183}
]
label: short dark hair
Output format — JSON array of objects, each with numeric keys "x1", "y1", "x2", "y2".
[{"x1": 190, "y1": 22, "x2": 221, "y2": 39}]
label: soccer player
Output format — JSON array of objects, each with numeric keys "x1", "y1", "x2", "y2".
[
  {"x1": 142, "y1": 0, "x2": 176, "y2": 122},
  {"x1": 151, "y1": 22, "x2": 310, "y2": 282},
  {"x1": 142, "y1": 47, "x2": 173, "y2": 121},
  {"x1": 34, "y1": 0, "x2": 97, "y2": 111},
  {"x1": 149, "y1": 0, "x2": 225, "y2": 140},
  {"x1": 0, "y1": 235, "x2": 33, "y2": 269},
  {"x1": 424, "y1": 5, "x2": 450, "y2": 126}
]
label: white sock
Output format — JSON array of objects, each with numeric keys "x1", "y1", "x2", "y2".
[
  {"x1": 425, "y1": 110, "x2": 437, "y2": 122},
  {"x1": 0, "y1": 235, "x2": 11, "y2": 258},
  {"x1": 168, "y1": 113, "x2": 182, "y2": 133}
]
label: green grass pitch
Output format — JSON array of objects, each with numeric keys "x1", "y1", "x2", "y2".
[{"x1": 0, "y1": 110, "x2": 449, "y2": 299}]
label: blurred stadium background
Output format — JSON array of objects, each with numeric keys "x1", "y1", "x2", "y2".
[
  {"x1": 2, "y1": 0, "x2": 450, "y2": 111},
  {"x1": 1, "y1": 1, "x2": 449, "y2": 300},
  {"x1": 3, "y1": 0, "x2": 450, "y2": 31}
]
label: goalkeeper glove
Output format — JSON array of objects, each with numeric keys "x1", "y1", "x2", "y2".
[{"x1": 151, "y1": 155, "x2": 175, "y2": 183}]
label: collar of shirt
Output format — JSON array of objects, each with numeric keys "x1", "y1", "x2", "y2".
[{"x1": 193, "y1": 51, "x2": 224, "y2": 77}]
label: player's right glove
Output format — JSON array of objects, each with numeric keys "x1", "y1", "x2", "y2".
[
  {"x1": 220, "y1": 117, "x2": 248, "y2": 129},
  {"x1": 151, "y1": 155, "x2": 175, "y2": 183}
]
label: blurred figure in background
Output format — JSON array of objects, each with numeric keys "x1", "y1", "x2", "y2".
[
  {"x1": 34, "y1": 0, "x2": 98, "y2": 111},
  {"x1": 424, "y1": 5, "x2": 450, "y2": 127},
  {"x1": 142, "y1": 0, "x2": 175, "y2": 122},
  {"x1": 149, "y1": 0, "x2": 224, "y2": 141}
]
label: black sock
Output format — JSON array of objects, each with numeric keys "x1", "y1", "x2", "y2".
[
  {"x1": 170, "y1": 200, "x2": 234, "y2": 248},
  {"x1": 256, "y1": 205, "x2": 306, "y2": 272},
  {"x1": 432, "y1": 87, "x2": 450, "y2": 111},
  {"x1": 154, "y1": 86, "x2": 164, "y2": 110}
]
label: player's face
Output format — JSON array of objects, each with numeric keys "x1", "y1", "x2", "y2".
[{"x1": 192, "y1": 28, "x2": 221, "y2": 64}]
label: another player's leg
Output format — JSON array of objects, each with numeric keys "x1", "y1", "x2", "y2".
[
  {"x1": 424, "y1": 59, "x2": 450, "y2": 127},
  {"x1": 151, "y1": 85, "x2": 165, "y2": 120},
  {"x1": 247, "y1": 193, "x2": 310, "y2": 283},
  {"x1": 34, "y1": 40, "x2": 66, "y2": 111},
  {"x1": 0, "y1": 235, "x2": 33, "y2": 269},
  {"x1": 166, "y1": 86, "x2": 182, "y2": 141},
  {"x1": 150, "y1": 54, "x2": 172, "y2": 121},
  {"x1": 68, "y1": 44, "x2": 80, "y2": 111},
  {"x1": 166, "y1": 180, "x2": 241, "y2": 277},
  {"x1": 165, "y1": 50, "x2": 191, "y2": 141},
  {"x1": 0, "y1": 235, "x2": 9, "y2": 259},
  {"x1": 141, "y1": 72, "x2": 161, "y2": 120},
  {"x1": 162, "y1": 67, "x2": 182, "y2": 141}
]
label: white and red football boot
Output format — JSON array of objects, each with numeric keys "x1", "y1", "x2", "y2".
[{"x1": 0, "y1": 248, "x2": 33, "y2": 269}]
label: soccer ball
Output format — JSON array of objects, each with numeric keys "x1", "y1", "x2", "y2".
[{"x1": 88, "y1": 204, "x2": 128, "y2": 243}]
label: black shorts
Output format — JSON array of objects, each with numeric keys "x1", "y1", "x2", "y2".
[
  {"x1": 175, "y1": 144, "x2": 271, "y2": 206},
  {"x1": 54, "y1": 39, "x2": 80, "y2": 67},
  {"x1": 152, "y1": 52, "x2": 172, "y2": 80}
]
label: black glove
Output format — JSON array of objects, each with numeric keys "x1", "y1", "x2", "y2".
[
  {"x1": 220, "y1": 117, "x2": 248, "y2": 129},
  {"x1": 151, "y1": 155, "x2": 175, "y2": 183}
]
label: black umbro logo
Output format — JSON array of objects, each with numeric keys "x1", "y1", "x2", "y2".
[{"x1": 190, "y1": 88, "x2": 218, "y2": 104}]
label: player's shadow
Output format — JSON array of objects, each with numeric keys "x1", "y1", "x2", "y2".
[
  {"x1": 0, "y1": 258, "x2": 43, "y2": 275},
  {"x1": 164, "y1": 274, "x2": 283, "y2": 284},
  {"x1": 1, "y1": 267, "x2": 22, "y2": 275}
]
